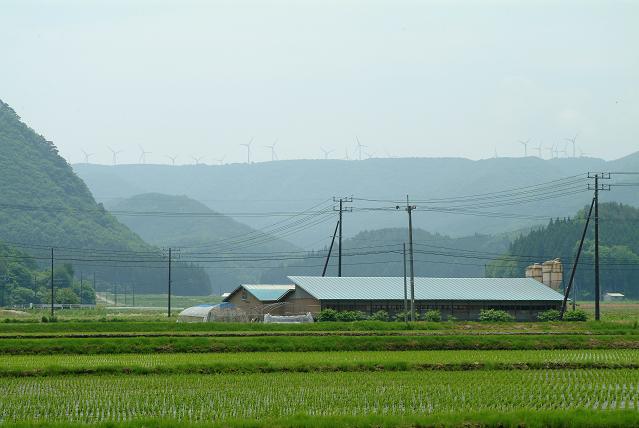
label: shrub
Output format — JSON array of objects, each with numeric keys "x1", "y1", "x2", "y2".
[
  {"x1": 423, "y1": 310, "x2": 442, "y2": 322},
  {"x1": 41, "y1": 316, "x2": 48, "y2": 323},
  {"x1": 317, "y1": 309, "x2": 338, "y2": 322},
  {"x1": 478, "y1": 309, "x2": 514, "y2": 322},
  {"x1": 537, "y1": 309, "x2": 561, "y2": 322},
  {"x1": 335, "y1": 311, "x2": 368, "y2": 322},
  {"x1": 393, "y1": 311, "x2": 418, "y2": 322},
  {"x1": 369, "y1": 310, "x2": 389, "y2": 322},
  {"x1": 563, "y1": 309, "x2": 588, "y2": 321},
  {"x1": 353, "y1": 311, "x2": 369, "y2": 321}
]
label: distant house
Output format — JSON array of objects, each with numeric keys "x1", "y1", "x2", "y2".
[
  {"x1": 223, "y1": 284, "x2": 295, "y2": 317},
  {"x1": 603, "y1": 292, "x2": 625, "y2": 302},
  {"x1": 282, "y1": 276, "x2": 565, "y2": 321}
]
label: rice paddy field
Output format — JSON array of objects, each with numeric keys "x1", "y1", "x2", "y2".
[{"x1": 1, "y1": 305, "x2": 639, "y2": 427}]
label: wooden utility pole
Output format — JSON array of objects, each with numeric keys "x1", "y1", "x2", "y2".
[
  {"x1": 50, "y1": 248, "x2": 54, "y2": 317},
  {"x1": 168, "y1": 247, "x2": 172, "y2": 317},
  {"x1": 587, "y1": 172, "x2": 610, "y2": 321},
  {"x1": 403, "y1": 243, "x2": 408, "y2": 323},
  {"x1": 406, "y1": 196, "x2": 416, "y2": 321}
]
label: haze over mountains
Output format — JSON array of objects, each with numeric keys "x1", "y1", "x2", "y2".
[
  {"x1": 109, "y1": 194, "x2": 300, "y2": 291},
  {"x1": 2, "y1": 96, "x2": 637, "y2": 296},
  {"x1": 74, "y1": 153, "x2": 639, "y2": 249},
  {"x1": 0, "y1": 99, "x2": 211, "y2": 295}
]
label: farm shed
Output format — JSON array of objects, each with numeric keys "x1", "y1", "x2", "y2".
[
  {"x1": 223, "y1": 284, "x2": 295, "y2": 319},
  {"x1": 284, "y1": 276, "x2": 565, "y2": 321},
  {"x1": 603, "y1": 292, "x2": 625, "y2": 302},
  {"x1": 176, "y1": 303, "x2": 246, "y2": 322}
]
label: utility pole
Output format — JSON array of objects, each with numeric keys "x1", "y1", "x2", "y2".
[
  {"x1": 403, "y1": 243, "x2": 408, "y2": 323},
  {"x1": 50, "y1": 248, "x2": 54, "y2": 317},
  {"x1": 333, "y1": 197, "x2": 352, "y2": 277},
  {"x1": 588, "y1": 172, "x2": 610, "y2": 321},
  {"x1": 132, "y1": 282, "x2": 135, "y2": 307},
  {"x1": 167, "y1": 247, "x2": 171, "y2": 318},
  {"x1": 80, "y1": 272, "x2": 83, "y2": 306},
  {"x1": 93, "y1": 272, "x2": 96, "y2": 305},
  {"x1": 168, "y1": 247, "x2": 172, "y2": 317},
  {"x1": 397, "y1": 196, "x2": 416, "y2": 321},
  {"x1": 595, "y1": 175, "x2": 600, "y2": 321},
  {"x1": 407, "y1": 196, "x2": 416, "y2": 321}
]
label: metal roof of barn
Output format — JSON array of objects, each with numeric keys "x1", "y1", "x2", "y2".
[
  {"x1": 287, "y1": 276, "x2": 564, "y2": 302},
  {"x1": 242, "y1": 284, "x2": 295, "y2": 302}
]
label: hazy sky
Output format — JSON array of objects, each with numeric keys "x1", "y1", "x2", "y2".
[{"x1": 2, "y1": 0, "x2": 637, "y2": 165}]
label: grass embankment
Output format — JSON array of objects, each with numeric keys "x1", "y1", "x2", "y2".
[
  {"x1": 2, "y1": 410, "x2": 639, "y2": 427},
  {"x1": 1, "y1": 334, "x2": 639, "y2": 355},
  {"x1": 1, "y1": 319, "x2": 637, "y2": 335},
  {"x1": 1, "y1": 349, "x2": 638, "y2": 377}
]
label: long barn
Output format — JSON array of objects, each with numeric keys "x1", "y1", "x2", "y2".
[
  {"x1": 284, "y1": 276, "x2": 564, "y2": 321},
  {"x1": 223, "y1": 276, "x2": 565, "y2": 321}
]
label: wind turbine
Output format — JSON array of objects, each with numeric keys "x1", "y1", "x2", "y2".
[
  {"x1": 518, "y1": 139, "x2": 530, "y2": 157},
  {"x1": 265, "y1": 139, "x2": 278, "y2": 161},
  {"x1": 355, "y1": 136, "x2": 367, "y2": 161},
  {"x1": 534, "y1": 143, "x2": 542, "y2": 158},
  {"x1": 191, "y1": 155, "x2": 204, "y2": 165},
  {"x1": 107, "y1": 146, "x2": 123, "y2": 165},
  {"x1": 166, "y1": 155, "x2": 178, "y2": 165},
  {"x1": 241, "y1": 138, "x2": 253, "y2": 164},
  {"x1": 493, "y1": 147, "x2": 499, "y2": 158},
  {"x1": 545, "y1": 145, "x2": 554, "y2": 159},
  {"x1": 320, "y1": 147, "x2": 334, "y2": 160},
  {"x1": 344, "y1": 148, "x2": 350, "y2": 160},
  {"x1": 81, "y1": 149, "x2": 94, "y2": 164},
  {"x1": 553, "y1": 144, "x2": 560, "y2": 159},
  {"x1": 138, "y1": 145, "x2": 151, "y2": 164},
  {"x1": 565, "y1": 133, "x2": 578, "y2": 157}
]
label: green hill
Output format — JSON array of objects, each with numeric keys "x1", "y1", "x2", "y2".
[
  {"x1": 108, "y1": 193, "x2": 300, "y2": 293},
  {"x1": 0, "y1": 100, "x2": 210, "y2": 295},
  {"x1": 259, "y1": 227, "x2": 513, "y2": 283},
  {"x1": 487, "y1": 203, "x2": 639, "y2": 299}
]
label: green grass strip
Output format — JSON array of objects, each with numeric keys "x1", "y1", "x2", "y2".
[
  {"x1": 1, "y1": 319, "x2": 636, "y2": 334},
  {"x1": 1, "y1": 410, "x2": 639, "y2": 427},
  {"x1": 1, "y1": 334, "x2": 638, "y2": 355},
  {"x1": 2, "y1": 349, "x2": 639, "y2": 377}
]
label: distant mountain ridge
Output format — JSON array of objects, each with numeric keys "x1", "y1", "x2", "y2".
[
  {"x1": 73, "y1": 154, "x2": 639, "y2": 247},
  {"x1": 259, "y1": 227, "x2": 513, "y2": 283}
]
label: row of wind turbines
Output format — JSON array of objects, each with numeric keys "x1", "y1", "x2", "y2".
[
  {"x1": 494, "y1": 134, "x2": 589, "y2": 159},
  {"x1": 80, "y1": 137, "x2": 375, "y2": 165}
]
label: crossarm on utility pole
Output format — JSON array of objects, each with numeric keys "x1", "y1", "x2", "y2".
[{"x1": 560, "y1": 197, "x2": 595, "y2": 319}]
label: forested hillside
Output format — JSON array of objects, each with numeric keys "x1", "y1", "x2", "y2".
[
  {"x1": 0, "y1": 100, "x2": 210, "y2": 295},
  {"x1": 109, "y1": 194, "x2": 300, "y2": 292},
  {"x1": 487, "y1": 203, "x2": 639, "y2": 299},
  {"x1": 0, "y1": 241, "x2": 95, "y2": 305},
  {"x1": 260, "y1": 227, "x2": 512, "y2": 283}
]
